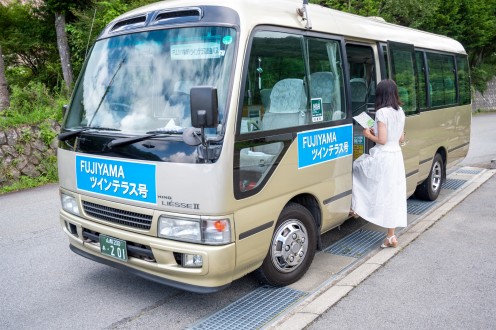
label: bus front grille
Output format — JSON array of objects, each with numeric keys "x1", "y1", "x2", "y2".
[{"x1": 82, "y1": 201, "x2": 152, "y2": 230}]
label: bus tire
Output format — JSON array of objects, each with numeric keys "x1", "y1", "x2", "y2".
[
  {"x1": 256, "y1": 203, "x2": 317, "y2": 286},
  {"x1": 415, "y1": 153, "x2": 444, "y2": 201}
]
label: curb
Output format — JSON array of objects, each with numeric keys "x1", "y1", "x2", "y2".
[{"x1": 266, "y1": 168, "x2": 496, "y2": 330}]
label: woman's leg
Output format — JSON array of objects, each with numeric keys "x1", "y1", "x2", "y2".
[{"x1": 381, "y1": 228, "x2": 398, "y2": 248}]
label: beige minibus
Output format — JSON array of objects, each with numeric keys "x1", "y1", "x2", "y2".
[{"x1": 58, "y1": 0, "x2": 471, "y2": 292}]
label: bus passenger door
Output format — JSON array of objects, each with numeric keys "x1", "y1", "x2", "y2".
[
  {"x1": 346, "y1": 43, "x2": 378, "y2": 160},
  {"x1": 386, "y1": 41, "x2": 420, "y2": 196}
]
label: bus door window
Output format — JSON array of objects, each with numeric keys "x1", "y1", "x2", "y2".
[
  {"x1": 346, "y1": 44, "x2": 377, "y2": 159},
  {"x1": 346, "y1": 44, "x2": 377, "y2": 116}
]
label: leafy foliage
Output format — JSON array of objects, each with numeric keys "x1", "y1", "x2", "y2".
[
  {"x1": 0, "y1": 1, "x2": 60, "y2": 89},
  {"x1": 312, "y1": 0, "x2": 496, "y2": 92},
  {"x1": 0, "y1": 82, "x2": 65, "y2": 129}
]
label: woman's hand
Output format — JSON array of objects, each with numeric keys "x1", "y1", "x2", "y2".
[
  {"x1": 363, "y1": 122, "x2": 387, "y2": 145},
  {"x1": 363, "y1": 127, "x2": 375, "y2": 139}
]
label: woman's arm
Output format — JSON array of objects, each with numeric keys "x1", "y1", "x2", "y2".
[{"x1": 363, "y1": 121, "x2": 387, "y2": 145}]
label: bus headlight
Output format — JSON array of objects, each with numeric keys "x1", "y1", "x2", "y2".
[
  {"x1": 158, "y1": 216, "x2": 231, "y2": 245},
  {"x1": 60, "y1": 193, "x2": 80, "y2": 216},
  {"x1": 158, "y1": 216, "x2": 201, "y2": 242}
]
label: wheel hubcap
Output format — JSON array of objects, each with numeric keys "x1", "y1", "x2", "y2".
[
  {"x1": 431, "y1": 161, "x2": 442, "y2": 192},
  {"x1": 270, "y1": 219, "x2": 308, "y2": 273}
]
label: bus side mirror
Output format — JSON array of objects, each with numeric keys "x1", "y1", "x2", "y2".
[
  {"x1": 190, "y1": 86, "x2": 218, "y2": 128},
  {"x1": 62, "y1": 104, "x2": 68, "y2": 116}
]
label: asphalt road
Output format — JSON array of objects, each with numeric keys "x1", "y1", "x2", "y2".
[
  {"x1": 0, "y1": 112, "x2": 494, "y2": 329},
  {"x1": 0, "y1": 182, "x2": 361, "y2": 329},
  {"x1": 0, "y1": 182, "x2": 267, "y2": 328}
]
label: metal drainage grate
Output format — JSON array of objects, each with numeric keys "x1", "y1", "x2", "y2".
[
  {"x1": 324, "y1": 229, "x2": 385, "y2": 258},
  {"x1": 442, "y1": 178, "x2": 467, "y2": 190},
  {"x1": 189, "y1": 286, "x2": 306, "y2": 330},
  {"x1": 407, "y1": 199, "x2": 437, "y2": 215},
  {"x1": 457, "y1": 169, "x2": 481, "y2": 175}
]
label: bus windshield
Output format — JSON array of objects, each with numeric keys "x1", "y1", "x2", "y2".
[{"x1": 65, "y1": 26, "x2": 236, "y2": 135}]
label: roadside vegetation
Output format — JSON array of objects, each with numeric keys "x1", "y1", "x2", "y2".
[
  {"x1": 0, "y1": 0, "x2": 495, "y2": 193},
  {"x1": 0, "y1": 0, "x2": 157, "y2": 194}
]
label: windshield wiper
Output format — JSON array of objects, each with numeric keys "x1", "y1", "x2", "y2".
[
  {"x1": 87, "y1": 57, "x2": 126, "y2": 127},
  {"x1": 58, "y1": 126, "x2": 121, "y2": 141},
  {"x1": 107, "y1": 129, "x2": 183, "y2": 149}
]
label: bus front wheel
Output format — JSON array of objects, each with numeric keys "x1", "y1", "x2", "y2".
[
  {"x1": 415, "y1": 153, "x2": 444, "y2": 201},
  {"x1": 256, "y1": 203, "x2": 317, "y2": 286}
]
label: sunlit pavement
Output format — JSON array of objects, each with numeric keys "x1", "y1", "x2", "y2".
[{"x1": 187, "y1": 166, "x2": 495, "y2": 330}]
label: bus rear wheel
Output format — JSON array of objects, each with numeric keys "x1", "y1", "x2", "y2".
[
  {"x1": 256, "y1": 203, "x2": 317, "y2": 287},
  {"x1": 415, "y1": 153, "x2": 444, "y2": 201}
]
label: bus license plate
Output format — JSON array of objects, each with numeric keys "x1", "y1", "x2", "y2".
[{"x1": 99, "y1": 234, "x2": 128, "y2": 262}]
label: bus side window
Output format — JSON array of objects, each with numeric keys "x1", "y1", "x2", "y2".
[
  {"x1": 239, "y1": 142, "x2": 284, "y2": 192},
  {"x1": 239, "y1": 31, "x2": 306, "y2": 133},
  {"x1": 262, "y1": 78, "x2": 307, "y2": 130},
  {"x1": 239, "y1": 32, "x2": 346, "y2": 135},
  {"x1": 415, "y1": 51, "x2": 428, "y2": 110},
  {"x1": 456, "y1": 55, "x2": 471, "y2": 105},
  {"x1": 426, "y1": 52, "x2": 456, "y2": 108},
  {"x1": 307, "y1": 37, "x2": 346, "y2": 121}
]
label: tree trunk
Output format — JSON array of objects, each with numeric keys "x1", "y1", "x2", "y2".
[
  {"x1": 55, "y1": 12, "x2": 74, "y2": 92},
  {"x1": 0, "y1": 45, "x2": 10, "y2": 111}
]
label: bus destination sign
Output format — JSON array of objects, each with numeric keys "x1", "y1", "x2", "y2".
[
  {"x1": 75, "y1": 155, "x2": 157, "y2": 204},
  {"x1": 297, "y1": 124, "x2": 353, "y2": 169}
]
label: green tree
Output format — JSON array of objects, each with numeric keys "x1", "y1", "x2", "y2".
[
  {"x1": 312, "y1": 0, "x2": 381, "y2": 16},
  {"x1": 379, "y1": 0, "x2": 438, "y2": 28},
  {"x1": 44, "y1": 0, "x2": 94, "y2": 93},
  {"x1": 0, "y1": 1, "x2": 59, "y2": 89},
  {"x1": 0, "y1": 4, "x2": 11, "y2": 110},
  {"x1": 0, "y1": 45, "x2": 9, "y2": 111}
]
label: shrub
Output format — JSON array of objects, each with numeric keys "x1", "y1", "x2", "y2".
[{"x1": 0, "y1": 82, "x2": 66, "y2": 129}]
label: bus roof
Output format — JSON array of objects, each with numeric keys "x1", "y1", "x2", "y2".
[{"x1": 110, "y1": 0, "x2": 466, "y2": 55}]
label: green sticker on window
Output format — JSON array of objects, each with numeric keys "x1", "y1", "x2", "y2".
[{"x1": 311, "y1": 98, "x2": 323, "y2": 122}]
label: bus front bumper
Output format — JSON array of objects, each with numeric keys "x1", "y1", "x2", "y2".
[{"x1": 60, "y1": 210, "x2": 236, "y2": 293}]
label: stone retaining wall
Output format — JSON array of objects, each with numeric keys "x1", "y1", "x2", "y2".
[
  {"x1": 0, "y1": 120, "x2": 60, "y2": 188},
  {"x1": 473, "y1": 77, "x2": 496, "y2": 111}
]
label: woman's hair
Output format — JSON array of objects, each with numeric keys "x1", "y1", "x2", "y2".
[{"x1": 374, "y1": 79, "x2": 403, "y2": 111}]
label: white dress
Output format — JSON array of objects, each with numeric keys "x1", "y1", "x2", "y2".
[{"x1": 351, "y1": 106, "x2": 407, "y2": 228}]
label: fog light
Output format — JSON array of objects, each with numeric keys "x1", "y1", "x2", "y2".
[
  {"x1": 65, "y1": 221, "x2": 78, "y2": 236},
  {"x1": 182, "y1": 253, "x2": 203, "y2": 268}
]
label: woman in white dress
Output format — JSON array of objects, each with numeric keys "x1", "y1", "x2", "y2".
[{"x1": 351, "y1": 79, "x2": 406, "y2": 248}]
